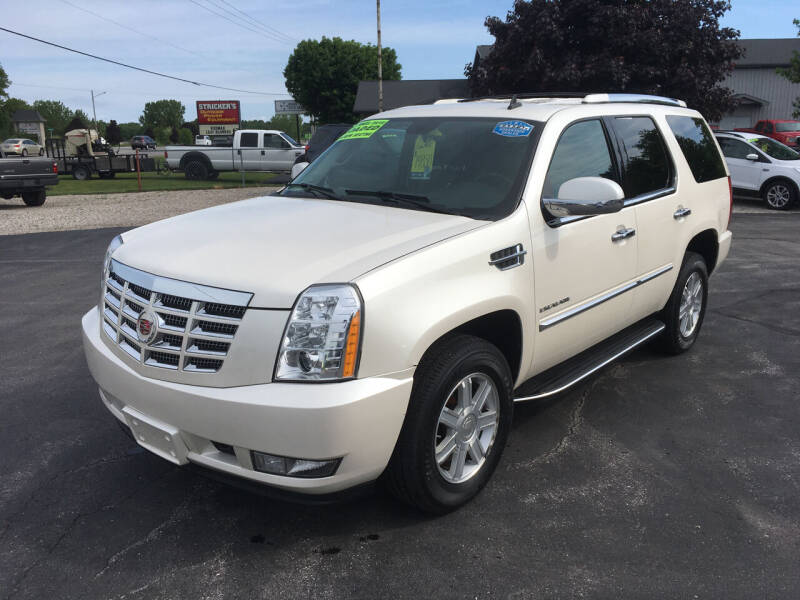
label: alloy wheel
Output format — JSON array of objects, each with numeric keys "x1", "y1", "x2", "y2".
[
  {"x1": 766, "y1": 184, "x2": 791, "y2": 209},
  {"x1": 679, "y1": 272, "x2": 704, "y2": 338},
  {"x1": 434, "y1": 372, "x2": 499, "y2": 484}
]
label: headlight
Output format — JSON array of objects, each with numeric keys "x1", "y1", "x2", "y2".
[
  {"x1": 274, "y1": 284, "x2": 363, "y2": 381},
  {"x1": 103, "y1": 234, "x2": 123, "y2": 282}
]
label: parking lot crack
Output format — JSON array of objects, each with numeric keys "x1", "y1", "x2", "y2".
[{"x1": 709, "y1": 309, "x2": 800, "y2": 338}]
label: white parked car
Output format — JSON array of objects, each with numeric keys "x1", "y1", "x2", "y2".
[
  {"x1": 82, "y1": 93, "x2": 732, "y2": 512},
  {"x1": 195, "y1": 135, "x2": 213, "y2": 146},
  {"x1": 715, "y1": 131, "x2": 800, "y2": 209}
]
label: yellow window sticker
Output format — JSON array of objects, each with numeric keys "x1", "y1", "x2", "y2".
[
  {"x1": 339, "y1": 119, "x2": 389, "y2": 140},
  {"x1": 410, "y1": 136, "x2": 436, "y2": 180}
]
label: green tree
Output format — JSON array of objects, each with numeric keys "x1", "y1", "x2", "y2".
[
  {"x1": 177, "y1": 127, "x2": 193, "y2": 145},
  {"x1": 0, "y1": 97, "x2": 32, "y2": 138},
  {"x1": 139, "y1": 99, "x2": 185, "y2": 130},
  {"x1": 118, "y1": 122, "x2": 142, "y2": 140},
  {"x1": 465, "y1": 0, "x2": 742, "y2": 122},
  {"x1": 0, "y1": 62, "x2": 9, "y2": 99},
  {"x1": 106, "y1": 120, "x2": 122, "y2": 144},
  {"x1": 33, "y1": 99, "x2": 74, "y2": 135},
  {"x1": 777, "y1": 19, "x2": 800, "y2": 117},
  {"x1": 284, "y1": 37, "x2": 401, "y2": 123}
]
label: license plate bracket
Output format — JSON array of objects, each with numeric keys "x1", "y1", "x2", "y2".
[{"x1": 122, "y1": 407, "x2": 189, "y2": 465}]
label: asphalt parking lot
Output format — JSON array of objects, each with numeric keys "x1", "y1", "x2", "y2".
[{"x1": 1, "y1": 213, "x2": 799, "y2": 599}]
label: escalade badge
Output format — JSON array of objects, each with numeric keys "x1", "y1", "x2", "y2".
[{"x1": 137, "y1": 310, "x2": 158, "y2": 344}]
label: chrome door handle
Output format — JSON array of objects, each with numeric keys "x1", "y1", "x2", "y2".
[
  {"x1": 673, "y1": 207, "x2": 692, "y2": 219},
  {"x1": 611, "y1": 227, "x2": 636, "y2": 242}
]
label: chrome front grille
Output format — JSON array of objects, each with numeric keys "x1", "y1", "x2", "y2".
[{"x1": 101, "y1": 260, "x2": 253, "y2": 374}]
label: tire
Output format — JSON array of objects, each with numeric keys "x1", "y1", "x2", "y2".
[
  {"x1": 21, "y1": 149, "x2": 28, "y2": 157},
  {"x1": 72, "y1": 166, "x2": 90, "y2": 181},
  {"x1": 659, "y1": 252, "x2": 708, "y2": 354},
  {"x1": 207, "y1": 171, "x2": 219, "y2": 180},
  {"x1": 762, "y1": 179, "x2": 796, "y2": 210},
  {"x1": 384, "y1": 334, "x2": 514, "y2": 514},
  {"x1": 184, "y1": 159, "x2": 208, "y2": 180},
  {"x1": 21, "y1": 189, "x2": 46, "y2": 206}
]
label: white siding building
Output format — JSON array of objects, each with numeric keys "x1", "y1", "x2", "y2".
[{"x1": 717, "y1": 38, "x2": 800, "y2": 129}]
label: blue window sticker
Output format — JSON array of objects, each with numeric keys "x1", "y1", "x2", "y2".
[{"x1": 493, "y1": 120, "x2": 533, "y2": 137}]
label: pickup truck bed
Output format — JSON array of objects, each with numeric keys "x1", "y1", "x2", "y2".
[{"x1": 0, "y1": 155, "x2": 59, "y2": 206}]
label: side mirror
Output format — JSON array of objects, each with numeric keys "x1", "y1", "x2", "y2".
[
  {"x1": 290, "y1": 161, "x2": 309, "y2": 180},
  {"x1": 746, "y1": 153, "x2": 759, "y2": 161},
  {"x1": 544, "y1": 177, "x2": 625, "y2": 218}
]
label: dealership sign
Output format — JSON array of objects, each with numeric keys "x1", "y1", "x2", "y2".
[
  {"x1": 274, "y1": 99, "x2": 306, "y2": 115},
  {"x1": 197, "y1": 100, "x2": 240, "y2": 136}
]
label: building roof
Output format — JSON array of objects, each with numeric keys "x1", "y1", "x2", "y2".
[
  {"x1": 736, "y1": 38, "x2": 800, "y2": 68},
  {"x1": 11, "y1": 109, "x2": 46, "y2": 123},
  {"x1": 354, "y1": 79, "x2": 470, "y2": 114}
]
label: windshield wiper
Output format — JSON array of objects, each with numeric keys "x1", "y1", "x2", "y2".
[
  {"x1": 344, "y1": 189, "x2": 457, "y2": 215},
  {"x1": 284, "y1": 182, "x2": 342, "y2": 200}
]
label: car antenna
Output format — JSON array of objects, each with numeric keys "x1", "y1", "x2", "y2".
[{"x1": 508, "y1": 95, "x2": 521, "y2": 110}]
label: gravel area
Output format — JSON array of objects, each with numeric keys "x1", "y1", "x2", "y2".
[{"x1": 0, "y1": 186, "x2": 280, "y2": 236}]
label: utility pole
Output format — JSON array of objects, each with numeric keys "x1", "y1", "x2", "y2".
[
  {"x1": 376, "y1": 0, "x2": 383, "y2": 113},
  {"x1": 91, "y1": 90, "x2": 107, "y2": 134}
]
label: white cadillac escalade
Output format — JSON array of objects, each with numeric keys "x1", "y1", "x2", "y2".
[{"x1": 82, "y1": 93, "x2": 733, "y2": 513}]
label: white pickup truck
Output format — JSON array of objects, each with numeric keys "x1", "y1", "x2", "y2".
[{"x1": 166, "y1": 129, "x2": 304, "y2": 179}]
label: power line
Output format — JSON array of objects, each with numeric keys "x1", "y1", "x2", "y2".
[
  {"x1": 10, "y1": 81, "x2": 291, "y2": 98},
  {"x1": 0, "y1": 26, "x2": 287, "y2": 96},
  {"x1": 186, "y1": 0, "x2": 292, "y2": 45},
  {"x1": 58, "y1": 0, "x2": 205, "y2": 58},
  {"x1": 213, "y1": 0, "x2": 298, "y2": 44}
]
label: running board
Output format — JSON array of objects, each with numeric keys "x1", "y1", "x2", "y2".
[{"x1": 513, "y1": 317, "x2": 666, "y2": 402}]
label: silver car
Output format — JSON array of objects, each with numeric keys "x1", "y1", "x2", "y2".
[{"x1": 1, "y1": 138, "x2": 44, "y2": 157}]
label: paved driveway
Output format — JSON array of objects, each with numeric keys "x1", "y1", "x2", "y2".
[{"x1": 1, "y1": 214, "x2": 798, "y2": 599}]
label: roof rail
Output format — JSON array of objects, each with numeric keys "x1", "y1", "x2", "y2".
[{"x1": 582, "y1": 93, "x2": 687, "y2": 108}]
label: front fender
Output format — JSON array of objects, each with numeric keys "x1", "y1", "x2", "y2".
[{"x1": 354, "y1": 206, "x2": 534, "y2": 383}]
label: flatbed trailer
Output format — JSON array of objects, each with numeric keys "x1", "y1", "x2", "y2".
[{"x1": 46, "y1": 139, "x2": 156, "y2": 180}]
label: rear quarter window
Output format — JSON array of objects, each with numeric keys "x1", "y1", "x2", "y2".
[{"x1": 665, "y1": 116, "x2": 726, "y2": 183}]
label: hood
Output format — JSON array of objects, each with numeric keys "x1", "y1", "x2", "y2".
[{"x1": 114, "y1": 195, "x2": 484, "y2": 307}]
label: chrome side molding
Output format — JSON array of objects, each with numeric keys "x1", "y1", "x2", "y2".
[{"x1": 538, "y1": 264, "x2": 673, "y2": 331}]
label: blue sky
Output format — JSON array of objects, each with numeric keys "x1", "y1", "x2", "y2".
[{"x1": 1, "y1": 0, "x2": 797, "y2": 123}]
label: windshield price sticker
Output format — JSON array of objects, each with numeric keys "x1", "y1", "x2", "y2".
[
  {"x1": 493, "y1": 121, "x2": 533, "y2": 138},
  {"x1": 340, "y1": 119, "x2": 389, "y2": 140},
  {"x1": 410, "y1": 136, "x2": 437, "y2": 180}
]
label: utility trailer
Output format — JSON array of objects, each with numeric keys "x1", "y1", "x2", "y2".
[{"x1": 46, "y1": 138, "x2": 156, "y2": 180}]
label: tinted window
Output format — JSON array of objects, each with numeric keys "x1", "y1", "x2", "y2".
[
  {"x1": 717, "y1": 137, "x2": 755, "y2": 159},
  {"x1": 543, "y1": 119, "x2": 615, "y2": 199},
  {"x1": 612, "y1": 117, "x2": 671, "y2": 197},
  {"x1": 263, "y1": 134, "x2": 284, "y2": 149},
  {"x1": 665, "y1": 116, "x2": 726, "y2": 183},
  {"x1": 287, "y1": 117, "x2": 540, "y2": 220},
  {"x1": 775, "y1": 122, "x2": 800, "y2": 133},
  {"x1": 764, "y1": 122, "x2": 774, "y2": 133},
  {"x1": 239, "y1": 132, "x2": 258, "y2": 148}
]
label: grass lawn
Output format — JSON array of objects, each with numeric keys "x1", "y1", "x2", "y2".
[{"x1": 48, "y1": 157, "x2": 280, "y2": 195}]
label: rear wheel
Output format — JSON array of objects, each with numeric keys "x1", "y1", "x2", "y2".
[
  {"x1": 384, "y1": 334, "x2": 513, "y2": 513},
  {"x1": 22, "y1": 189, "x2": 46, "y2": 206},
  {"x1": 72, "y1": 166, "x2": 90, "y2": 180},
  {"x1": 208, "y1": 171, "x2": 219, "y2": 180},
  {"x1": 660, "y1": 252, "x2": 708, "y2": 354},
  {"x1": 184, "y1": 159, "x2": 208, "y2": 180},
  {"x1": 762, "y1": 180, "x2": 796, "y2": 210}
]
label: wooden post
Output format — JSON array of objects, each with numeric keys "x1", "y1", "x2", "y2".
[{"x1": 135, "y1": 148, "x2": 142, "y2": 192}]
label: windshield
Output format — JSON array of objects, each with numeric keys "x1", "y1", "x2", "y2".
[
  {"x1": 282, "y1": 117, "x2": 540, "y2": 220},
  {"x1": 775, "y1": 122, "x2": 800, "y2": 133},
  {"x1": 282, "y1": 133, "x2": 299, "y2": 146},
  {"x1": 749, "y1": 137, "x2": 800, "y2": 160}
]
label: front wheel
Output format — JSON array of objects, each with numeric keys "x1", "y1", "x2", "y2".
[
  {"x1": 72, "y1": 166, "x2": 90, "y2": 180},
  {"x1": 21, "y1": 149, "x2": 28, "y2": 157},
  {"x1": 183, "y1": 160, "x2": 208, "y2": 180},
  {"x1": 763, "y1": 180, "x2": 796, "y2": 210},
  {"x1": 384, "y1": 335, "x2": 513, "y2": 513},
  {"x1": 22, "y1": 189, "x2": 46, "y2": 206},
  {"x1": 660, "y1": 252, "x2": 708, "y2": 354}
]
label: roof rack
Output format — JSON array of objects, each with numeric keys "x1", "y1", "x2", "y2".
[{"x1": 457, "y1": 92, "x2": 687, "y2": 108}]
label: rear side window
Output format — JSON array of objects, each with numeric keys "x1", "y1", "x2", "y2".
[
  {"x1": 665, "y1": 116, "x2": 726, "y2": 183},
  {"x1": 239, "y1": 132, "x2": 258, "y2": 148},
  {"x1": 542, "y1": 119, "x2": 615, "y2": 198},
  {"x1": 611, "y1": 117, "x2": 672, "y2": 197}
]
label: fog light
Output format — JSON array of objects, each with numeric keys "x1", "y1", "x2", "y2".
[{"x1": 251, "y1": 450, "x2": 341, "y2": 478}]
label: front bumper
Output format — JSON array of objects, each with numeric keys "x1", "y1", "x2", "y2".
[{"x1": 82, "y1": 308, "x2": 413, "y2": 494}]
